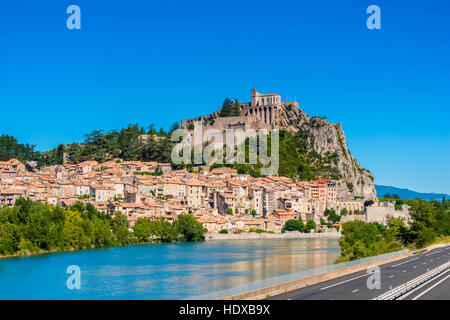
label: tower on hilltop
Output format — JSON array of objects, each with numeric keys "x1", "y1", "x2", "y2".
[{"x1": 251, "y1": 89, "x2": 281, "y2": 107}]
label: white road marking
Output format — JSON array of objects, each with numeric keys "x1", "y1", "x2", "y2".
[
  {"x1": 319, "y1": 273, "x2": 369, "y2": 290},
  {"x1": 403, "y1": 270, "x2": 407, "y2": 273},
  {"x1": 412, "y1": 273, "x2": 450, "y2": 300},
  {"x1": 389, "y1": 275, "x2": 394, "y2": 278},
  {"x1": 414, "y1": 266, "x2": 417, "y2": 269},
  {"x1": 423, "y1": 263, "x2": 426, "y2": 265},
  {"x1": 352, "y1": 289, "x2": 359, "y2": 293},
  {"x1": 425, "y1": 250, "x2": 442, "y2": 257},
  {"x1": 391, "y1": 258, "x2": 419, "y2": 268}
]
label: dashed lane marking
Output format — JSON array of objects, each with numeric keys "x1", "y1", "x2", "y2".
[
  {"x1": 319, "y1": 273, "x2": 369, "y2": 290},
  {"x1": 412, "y1": 273, "x2": 450, "y2": 300},
  {"x1": 425, "y1": 250, "x2": 442, "y2": 257},
  {"x1": 391, "y1": 258, "x2": 419, "y2": 268}
]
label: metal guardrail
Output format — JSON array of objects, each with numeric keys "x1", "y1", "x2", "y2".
[{"x1": 374, "y1": 261, "x2": 450, "y2": 300}]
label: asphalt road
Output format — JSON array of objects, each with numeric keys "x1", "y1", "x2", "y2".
[
  {"x1": 268, "y1": 246, "x2": 450, "y2": 300},
  {"x1": 401, "y1": 265, "x2": 450, "y2": 300}
]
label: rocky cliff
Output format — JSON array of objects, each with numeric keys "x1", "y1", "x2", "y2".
[
  {"x1": 181, "y1": 94, "x2": 377, "y2": 201},
  {"x1": 278, "y1": 104, "x2": 377, "y2": 201}
]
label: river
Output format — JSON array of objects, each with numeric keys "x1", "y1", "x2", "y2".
[{"x1": 0, "y1": 238, "x2": 340, "y2": 299}]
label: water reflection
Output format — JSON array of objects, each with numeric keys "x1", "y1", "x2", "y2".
[{"x1": 0, "y1": 238, "x2": 340, "y2": 299}]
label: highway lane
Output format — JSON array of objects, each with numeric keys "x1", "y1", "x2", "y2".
[
  {"x1": 402, "y1": 266, "x2": 450, "y2": 300},
  {"x1": 268, "y1": 246, "x2": 450, "y2": 300}
]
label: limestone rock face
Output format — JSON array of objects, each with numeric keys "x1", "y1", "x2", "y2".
[
  {"x1": 278, "y1": 104, "x2": 377, "y2": 201},
  {"x1": 181, "y1": 98, "x2": 377, "y2": 201}
]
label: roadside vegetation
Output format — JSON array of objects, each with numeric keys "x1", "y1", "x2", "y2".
[
  {"x1": 336, "y1": 197, "x2": 450, "y2": 263},
  {"x1": 0, "y1": 198, "x2": 207, "y2": 257}
]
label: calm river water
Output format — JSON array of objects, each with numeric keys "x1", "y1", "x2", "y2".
[{"x1": 0, "y1": 238, "x2": 340, "y2": 299}]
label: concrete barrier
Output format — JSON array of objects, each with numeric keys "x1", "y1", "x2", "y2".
[{"x1": 423, "y1": 242, "x2": 450, "y2": 251}]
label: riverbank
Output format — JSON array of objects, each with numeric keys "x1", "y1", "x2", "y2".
[
  {"x1": 0, "y1": 238, "x2": 340, "y2": 299},
  {"x1": 1, "y1": 231, "x2": 341, "y2": 260},
  {"x1": 0, "y1": 233, "x2": 341, "y2": 259},
  {"x1": 206, "y1": 231, "x2": 342, "y2": 241},
  {"x1": 0, "y1": 240, "x2": 173, "y2": 260}
]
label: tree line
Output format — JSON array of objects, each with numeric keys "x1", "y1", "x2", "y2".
[
  {"x1": 0, "y1": 123, "x2": 180, "y2": 168},
  {"x1": 336, "y1": 198, "x2": 450, "y2": 262},
  {"x1": 0, "y1": 198, "x2": 207, "y2": 257},
  {"x1": 282, "y1": 218, "x2": 317, "y2": 233},
  {"x1": 2, "y1": 120, "x2": 348, "y2": 183},
  {"x1": 0, "y1": 135, "x2": 40, "y2": 163}
]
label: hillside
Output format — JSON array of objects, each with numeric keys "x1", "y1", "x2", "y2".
[
  {"x1": 0, "y1": 92, "x2": 377, "y2": 201},
  {"x1": 192, "y1": 95, "x2": 377, "y2": 201},
  {"x1": 281, "y1": 105, "x2": 376, "y2": 200}
]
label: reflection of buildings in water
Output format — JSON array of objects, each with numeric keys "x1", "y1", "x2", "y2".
[{"x1": 194, "y1": 238, "x2": 340, "y2": 290}]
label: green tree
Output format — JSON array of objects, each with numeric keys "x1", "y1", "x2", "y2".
[
  {"x1": 387, "y1": 217, "x2": 408, "y2": 244},
  {"x1": 336, "y1": 220, "x2": 402, "y2": 262},
  {"x1": 282, "y1": 219, "x2": 305, "y2": 232},
  {"x1": 91, "y1": 217, "x2": 113, "y2": 247},
  {"x1": 325, "y1": 209, "x2": 341, "y2": 223},
  {"x1": 111, "y1": 212, "x2": 130, "y2": 245},
  {"x1": 305, "y1": 220, "x2": 317, "y2": 231},
  {"x1": 219, "y1": 98, "x2": 240, "y2": 117},
  {"x1": 150, "y1": 218, "x2": 178, "y2": 242},
  {"x1": 133, "y1": 218, "x2": 152, "y2": 242},
  {"x1": 175, "y1": 214, "x2": 207, "y2": 242}
]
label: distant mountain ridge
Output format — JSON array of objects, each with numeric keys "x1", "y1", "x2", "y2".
[{"x1": 375, "y1": 185, "x2": 449, "y2": 201}]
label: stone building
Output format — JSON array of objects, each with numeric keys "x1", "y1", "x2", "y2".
[{"x1": 181, "y1": 89, "x2": 298, "y2": 131}]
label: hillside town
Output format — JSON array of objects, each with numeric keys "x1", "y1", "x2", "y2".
[{"x1": 0, "y1": 158, "x2": 410, "y2": 233}]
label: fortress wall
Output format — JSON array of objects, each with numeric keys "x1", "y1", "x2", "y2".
[
  {"x1": 365, "y1": 207, "x2": 411, "y2": 224},
  {"x1": 210, "y1": 116, "x2": 249, "y2": 129},
  {"x1": 181, "y1": 90, "x2": 296, "y2": 129}
]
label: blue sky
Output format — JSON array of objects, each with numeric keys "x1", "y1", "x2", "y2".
[{"x1": 1, "y1": 0, "x2": 449, "y2": 194}]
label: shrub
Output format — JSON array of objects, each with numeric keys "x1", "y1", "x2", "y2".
[{"x1": 282, "y1": 219, "x2": 305, "y2": 233}]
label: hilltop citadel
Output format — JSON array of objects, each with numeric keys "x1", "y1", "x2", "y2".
[{"x1": 182, "y1": 89, "x2": 298, "y2": 131}]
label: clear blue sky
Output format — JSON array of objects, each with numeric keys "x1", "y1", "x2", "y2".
[{"x1": 1, "y1": 0, "x2": 449, "y2": 194}]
